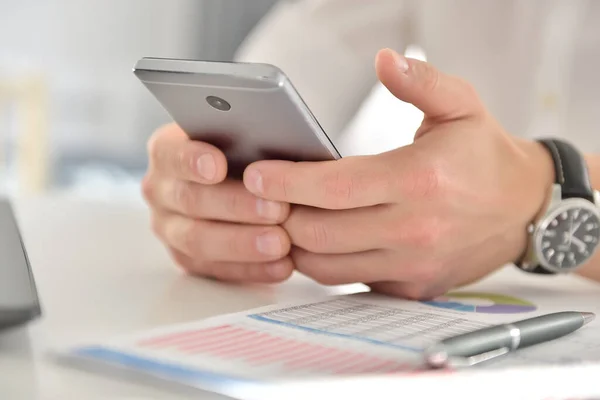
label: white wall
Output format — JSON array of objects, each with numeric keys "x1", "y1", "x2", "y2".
[{"x1": 0, "y1": 0, "x2": 203, "y2": 159}]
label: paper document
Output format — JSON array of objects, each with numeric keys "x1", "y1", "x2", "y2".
[{"x1": 59, "y1": 271, "x2": 600, "y2": 398}]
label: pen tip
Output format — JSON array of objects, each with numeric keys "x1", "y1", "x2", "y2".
[{"x1": 582, "y1": 312, "x2": 595, "y2": 325}]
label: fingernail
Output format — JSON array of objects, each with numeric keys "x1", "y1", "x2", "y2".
[
  {"x1": 267, "y1": 261, "x2": 290, "y2": 279},
  {"x1": 256, "y1": 199, "x2": 281, "y2": 221},
  {"x1": 256, "y1": 232, "x2": 282, "y2": 256},
  {"x1": 197, "y1": 154, "x2": 216, "y2": 180},
  {"x1": 391, "y1": 50, "x2": 409, "y2": 73},
  {"x1": 246, "y1": 168, "x2": 264, "y2": 194}
]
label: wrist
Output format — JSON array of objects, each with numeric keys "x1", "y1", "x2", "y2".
[
  {"x1": 587, "y1": 154, "x2": 600, "y2": 189},
  {"x1": 521, "y1": 138, "x2": 556, "y2": 211}
]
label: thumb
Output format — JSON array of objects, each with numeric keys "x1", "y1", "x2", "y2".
[{"x1": 375, "y1": 48, "x2": 483, "y2": 121}]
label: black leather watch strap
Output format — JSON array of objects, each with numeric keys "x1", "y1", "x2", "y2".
[
  {"x1": 528, "y1": 265, "x2": 556, "y2": 275},
  {"x1": 538, "y1": 138, "x2": 594, "y2": 202}
]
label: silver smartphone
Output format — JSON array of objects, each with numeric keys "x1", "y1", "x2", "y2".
[{"x1": 133, "y1": 57, "x2": 341, "y2": 177}]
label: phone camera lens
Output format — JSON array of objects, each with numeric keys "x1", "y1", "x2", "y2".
[{"x1": 206, "y1": 96, "x2": 231, "y2": 111}]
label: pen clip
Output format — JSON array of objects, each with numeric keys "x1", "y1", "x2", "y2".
[
  {"x1": 444, "y1": 347, "x2": 511, "y2": 368},
  {"x1": 425, "y1": 345, "x2": 512, "y2": 369}
]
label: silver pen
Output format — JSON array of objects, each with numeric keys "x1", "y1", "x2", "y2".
[{"x1": 424, "y1": 311, "x2": 595, "y2": 368}]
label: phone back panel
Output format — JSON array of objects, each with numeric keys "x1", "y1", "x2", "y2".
[{"x1": 134, "y1": 58, "x2": 341, "y2": 177}]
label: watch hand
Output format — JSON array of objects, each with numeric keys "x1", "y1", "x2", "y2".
[
  {"x1": 568, "y1": 214, "x2": 574, "y2": 245},
  {"x1": 570, "y1": 221, "x2": 583, "y2": 236},
  {"x1": 561, "y1": 232, "x2": 572, "y2": 249},
  {"x1": 571, "y1": 236, "x2": 587, "y2": 252}
]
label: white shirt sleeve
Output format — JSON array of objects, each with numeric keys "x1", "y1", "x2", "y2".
[{"x1": 234, "y1": 0, "x2": 412, "y2": 140}]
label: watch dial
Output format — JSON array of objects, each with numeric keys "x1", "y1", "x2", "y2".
[{"x1": 540, "y1": 207, "x2": 600, "y2": 270}]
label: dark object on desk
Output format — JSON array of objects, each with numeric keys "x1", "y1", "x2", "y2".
[
  {"x1": 424, "y1": 311, "x2": 594, "y2": 368},
  {"x1": 0, "y1": 199, "x2": 41, "y2": 330}
]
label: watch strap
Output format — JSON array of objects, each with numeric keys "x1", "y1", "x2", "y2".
[
  {"x1": 538, "y1": 138, "x2": 594, "y2": 202},
  {"x1": 526, "y1": 265, "x2": 556, "y2": 275}
]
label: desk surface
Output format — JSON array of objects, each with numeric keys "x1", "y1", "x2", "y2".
[{"x1": 1, "y1": 195, "x2": 364, "y2": 400}]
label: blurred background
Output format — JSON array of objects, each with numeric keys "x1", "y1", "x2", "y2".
[{"x1": 0, "y1": 0, "x2": 420, "y2": 204}]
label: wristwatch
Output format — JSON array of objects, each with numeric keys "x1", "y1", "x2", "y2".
[{"x1": 518, "y1": 138, "x2": 600, "y2": 274}]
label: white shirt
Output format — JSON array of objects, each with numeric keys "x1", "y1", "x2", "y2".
[{"x1": 235, "y1": 0, "x2": 600, "y2": 156}]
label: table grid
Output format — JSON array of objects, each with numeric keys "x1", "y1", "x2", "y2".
[{"x1": 251, "y1": 298, "x2": 489, "y2": 349}]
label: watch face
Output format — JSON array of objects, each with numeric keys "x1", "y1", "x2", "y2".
[{"x1": 537, "y1": 201, "x2": 600, "y2": 272}]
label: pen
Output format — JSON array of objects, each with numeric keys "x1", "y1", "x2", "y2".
[{"x1": 424, "y1": 311, "x2": 595, "y2": 368}]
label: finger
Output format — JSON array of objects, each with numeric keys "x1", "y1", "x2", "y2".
[
  {"x1": 152, "y1": 179, "x2": 289, "y2": 224},
  {"x1": 147, "y1": 123, "x2": 228, "y2": 184},
  {"x1": 153, "y1": 212, "x2": 291, "y2": 263},
  {"x1": 283, "y1": 205, "x2": 395, "y2": 254},
  {"x1": 292, "y1": 247, "x2": 403, "y2": 286},
  {"x1": 375, "y1": 48, "x2": 483, "y2": 121},
  {"x1": 243, "y1": 154, "x2": 398, "y2": 209},
  {"x1": 168, "y1": 246, "x2": 294, "y2": 283},
  {"x1": 283, "y1": 204, "x2": 449, "y2": 256}
]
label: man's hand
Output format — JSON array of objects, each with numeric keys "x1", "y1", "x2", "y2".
[
  {"x1": 142, "y1": 125, "x2": 294, "y2": 282},
  {"x1": 242, "y1": 48, "x2": 555, "y2": 299}
]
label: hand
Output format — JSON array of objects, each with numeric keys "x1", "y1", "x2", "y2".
[
  {"x1": 142, "y1": 124, "x2": 294, "y2": 282},
  {"x1": 241, "y1": 48, "x2": 555, "y2": 299}
]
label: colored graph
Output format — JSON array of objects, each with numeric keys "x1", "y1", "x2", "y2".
[
  {"x1": 421, "y1": 292, "x2": 537, "y2": 314},
  {"x1": 135, "y1": 323, "x2": 413, "y2": 376}
]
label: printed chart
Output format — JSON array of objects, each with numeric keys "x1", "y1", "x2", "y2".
[
  {"x1": 248, "y1": 298, "x2": 489, "y2": 351},
  {"x1": 136, "y1": 322, "x2": 413, "y2": 376},
  {"x1": 69, "y1": 290, "x2": 600, "y2": 390},
  {"x1": 420, "y1": 292, "x2": 538, "y2": 314},
  {"x1": 122, "y1": 297, "x2": 495, "y2": 377}
]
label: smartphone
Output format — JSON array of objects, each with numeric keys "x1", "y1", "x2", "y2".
[{"x1": 133, "y1": 57, "x2": 342, "y2": 177}]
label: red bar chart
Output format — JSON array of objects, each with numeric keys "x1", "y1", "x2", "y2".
[{"x1": 137, "y1": 323, "x2": 414, "y2": 375}]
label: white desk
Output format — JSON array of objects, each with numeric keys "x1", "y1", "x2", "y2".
[{"x1": 0, "y1": 195, "x2": 364, "y2": 400}]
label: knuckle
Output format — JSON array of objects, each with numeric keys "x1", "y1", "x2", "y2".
[
  {"x1": 421, "y1": 64, "x2": 441, "y2": 94},
  {"x1": 141, "y1": 174, "x2": 155, "y2": 203},
  {"x1": 293, "y1": 219, "x2": 332, "y2": 252},
  {"x1": 147, "y1": 125, "x2": 172, "y2": 167},
  {"x1": 310, "y1": 222, "x2": 332, "y2": 252},
  {"x1": 173, "y1": 181, "x2": 199, "y2": 215},
  {"x1": 401, "y1": 159, "x2": 445, "y2": 200},
  {"x1": 147, "y1": 126, "x2": 195, "y2": 177},
  {"x1": 373, "y1": 166, "x2": 397, "y2": 198},
  {"x1": 229, "y1": 226, "x2": 274, "y2": 257},
  {"x1": 384, "y1": 216, "x2": 444, "y2": 250},
  {"x1": 146, "y1": 131, "x2": 161, "y2": 161},
  {"x1": 293, "y1": 251, "x2": 338, "y2": 286},
  {"x1": 180, "y1": 222, "x2": 202, "y2": 256},
  {"x1": 226, "y1": 230, "x2": 244, "y2": 255},
  {"x1": 174, "y1": 147, "x2": 193, "y2": 177},
  {"x1": 411, "y1": 217, "x2": 444, "y2": 249},
  {"x1": 322, "y1": 170, "x2": 355, "y2": 208},
  {"x1": 280, "y1": 170, "x2": 295, "y2": 199},
  {"x1": 223, "y1": 191, "x2": 244, "y2": 218}
]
